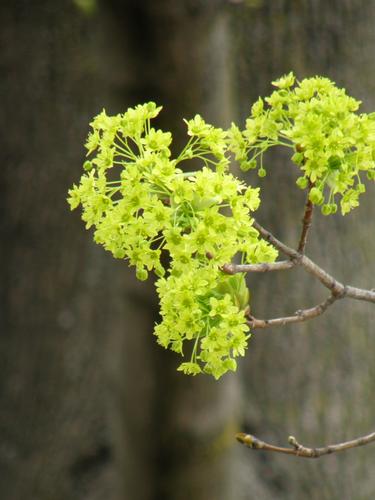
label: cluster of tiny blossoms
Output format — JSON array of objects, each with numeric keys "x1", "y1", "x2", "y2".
[
  {"x1": 229, "y1": 72, "x2": 375, "y2": 214},
  {"x1": 68, "y1": 103, "x2": 277, "y2": 379}
]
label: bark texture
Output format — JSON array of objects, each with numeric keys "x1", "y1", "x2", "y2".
[
  {"x1": 1, "y1": 1, "x2": 375, "y2": 499},
  {"x1": 232, "y1": 1, "x2": 375, "y2": 498},
  {"x1": 1, "y1": 1, "x2": 242, "y2": 499}
]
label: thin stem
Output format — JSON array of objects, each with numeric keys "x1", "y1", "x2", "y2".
[
  {"x1": 252, "y1": 219, "x2": 375, "y2": 303},
  {"x1": 222, "y1": 220, "x2": 375, "y2": 333},
  {"x1": 194, "y1": 154, "x2": 220, "y2": 166},
  {"x1": 115, "y1": 134, "x2": 137, "y2": 160},
  {"x1": 176, "y1": 171, "x2": 198, "y2": 178},
  {"x1": 297, "y1": 181, "x2": 314, "y2": 253},
  {"x1": 222, "y1": 260, "x2": 294, "y2": 274},
  {"x1": 247, "y1": 294, "x2": 339, "y2": 330},
  {"x1": 236, "y1": 430, "x2": 375, "y2": 458},
  {"x1": 113, "y1": 146, "x2": 136, "y2": 160},
  {"x1": 175, "y1": 137, "x2": 197, "y2": 164}
]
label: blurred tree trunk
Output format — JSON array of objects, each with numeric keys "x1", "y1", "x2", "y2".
[
  {"x1": 2, "y1": 1, "x2": 375, "y2": 500},
  {"x1": 0, "y1": 1, "x2": 243, "y2": 500},
  {"x1": 106, "y1": 2, "x2": 243, "y2": 499},
  {"x1": 0, "y1": 3, "x2": 124, "y2": 499},
  {"x1": 231, "y1": 1, "x2": 375, "y2": 499}
]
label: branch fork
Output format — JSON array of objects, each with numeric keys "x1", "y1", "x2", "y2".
[{"x1": 224, "y1": 215, "x2": 375, "y2": 458}]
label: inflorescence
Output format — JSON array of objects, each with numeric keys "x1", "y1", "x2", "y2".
[{"x1": 68, "y1": 73, "x2": 375, "y2": 378}]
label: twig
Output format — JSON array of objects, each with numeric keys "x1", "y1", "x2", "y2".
[
  {"x1": 252, "y1": 220, "x2": 300, "y2": 259},
  {"x1": 221, "y1": 220, "x2": 375, "y2": 331},
  {"x1": 247, "y1": 294, "x2": 339, "y2": 329},
  {"x1": 241, "y1": 221, "x2": 375, "y2": 303},
  {"x1": 345, "y1": 285, "x2": 375, "y2": 303},
  {"x1": 297, "y1": 181, "x2": 314, "y2": 253},
  {"x1": 236, "y1": 430, "x2": 375, "y2": 458},
  {"x1": 222, "y1": 260, "x2": 294, "y2": 274},
  {"x1": 228, "y1": 216, "x2": 375, "y2": 458}
]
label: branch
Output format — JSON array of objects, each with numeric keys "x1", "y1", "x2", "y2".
[
  {"x1": 222, "y1": 260, "x2": 294, "y2": 274},
  {"x1": 246, "y1": 220, "x2": 375, "y2": 303},
  {"x1": 236, "y1": 430, "x2": 375, "y2": 458},
  {"x1": 221, "y1": 220, "x2": 375, "y2": 330},
  {"x1": 297, "y1": 182, "x2": 314, "y2": 253},
  {"x1": 247, "y1": 294, "x2": 339, "y2": 329},
  {"x1": 252, "y1": 220, "x2": 300, "y2": 259},
  {"x1": 229, "y1": 213, "x2": 375, "y2": 459}
]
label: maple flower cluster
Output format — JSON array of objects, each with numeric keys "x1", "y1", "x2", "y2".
[
  {"x1": 229, "y1": 72, "x2": 375, "y2": 214},
  {"x1": 68, "y1": 102, "x2": 277, "y2": 379},
  {"x1": 68, "y1": 74, "x2": 375, "y2": 378}
]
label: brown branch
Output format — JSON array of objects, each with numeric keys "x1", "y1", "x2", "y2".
[
  {"x1": 252, "y1": 220, "x2": 300, "y2": 259},
  {"x1": 345, "y1": 285, "x2": 375, "y2": 303},
  {"x1": 222, "y1": 260, "x2": 294, "y2": 274},
  {"x1": 298, "y1": 181, "x2": 314, "y2": 253},
  {"x1": 230, "y1": 218, "x2": 375, "y2": 460},
  {"x1": 222, "y1": 220, "x2": 375, "y2": 330},
  {"x1": 251, "y1": 220, "x2": 375, "y2": 303},
  {"x1": 236, "y1": 430, "x2": 375, "y2": 458},
  {"x1": 247, "y1": 294, "x2": 339, "y2": 330}
]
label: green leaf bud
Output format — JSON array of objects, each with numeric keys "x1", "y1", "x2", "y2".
[
  {"x1": 258, "y1": 167, "x2": 267, "y2": 178},
  {"x1": 154, "y1": 265, "x2": 166, "y2": 278},
  {"x1": 296, "y1": 176, "x2": 308, "y2": 189},
  {"x1": 356, "y1": 183, "x2": 366, "y2": 194},
  {"x1": 292, "y1": 152, "x2": 305, "y2": 166},
  {"x1": 272, "y1": 71, "x2": 295, "y2": 89},
  {"x1": 240, "y1": 159, "x2": 257, "y2": 172},
  {"x1": 330, "y1": 203, "x2": 338, "y2": 214},
  {"x1": 223, "y1": 358, "x2": 237, "y2": 372},
  {"x1": 322, "y1": 204, "x2": 332, "y2": 215},
  {"x1": 309, "y1": 187, "x2": 324, "y2": 205},
  {"x1": 328, "y1": 155, "x2": 342, "y2": 171},
  {"x1": 83, "y1": 160, "x2": 93, "y2": 171},
  {"x1": 136, "y1": 268, "x2": 148, "y2": 281}
]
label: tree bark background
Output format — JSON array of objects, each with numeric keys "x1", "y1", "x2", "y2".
[
  {"x1": 1, "y1": 1, "x2": 243, "y2": 500},
  {"x1": 1, "y1": 1, "x2": 374, "y2": 500},
  {"x1": 232, "y1": 1, "x2": 375, "y2": 499}
]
